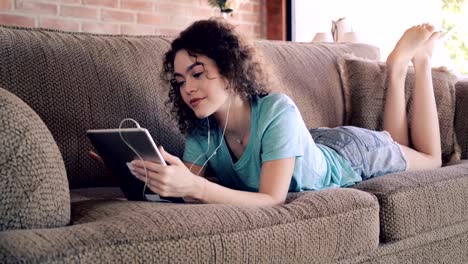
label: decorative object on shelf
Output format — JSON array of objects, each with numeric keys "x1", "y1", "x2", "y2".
[
  {"x1": 208, "y1": 0, "x2": 248, "y2": 18},
  {"x1": 341, "y1": 31, "x2": 360, "y2": 43},
  {"x1": 208, "y1": 0, "x2": 233, "y2": 15},
  {"x1": 331, "y1": 17, "x2": 352, "y2": 42},
  {"x1": 313, "y1": 17, "x2": 360, "y2": 43},
  {"x1": 312, "y1": 32, "x2": 334, "y2": 42}
]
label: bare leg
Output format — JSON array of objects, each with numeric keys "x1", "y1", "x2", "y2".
[
  {"x1": 384, "y1": 24, "x2": 442, "y2": 170},
  {"x1": 402, "y1": 29, "x2": 443, "y2": 169},
  {"x1": 384, "y1": 62, "x2": 410, "y2": 146},
  {"x1": 384, "y1": 24, "x2": 434, "y2": 146}
]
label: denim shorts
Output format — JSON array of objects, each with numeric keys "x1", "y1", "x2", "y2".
[{"x1": 309, "y1": 126, "x2": 407, "y2": 180}]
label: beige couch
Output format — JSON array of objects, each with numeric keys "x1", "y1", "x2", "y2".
[{"x1": 1, "y1": 25, "x2": 468, "y2": 263}]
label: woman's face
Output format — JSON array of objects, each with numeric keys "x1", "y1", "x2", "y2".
[{"x1": 173, "y1": 49, "x2": 230, "y2": 119}]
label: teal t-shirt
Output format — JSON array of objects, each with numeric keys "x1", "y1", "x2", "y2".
[{"x1": 183, "y1": 93, "x2": 361, "y2": 192}]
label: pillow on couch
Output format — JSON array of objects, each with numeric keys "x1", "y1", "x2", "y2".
[
  {"x1": 338, "y1": 54, "x2": 461, "y2": 164},
  {"x1": 0, "y1": 88, "x2": 70, "y2": 231}
]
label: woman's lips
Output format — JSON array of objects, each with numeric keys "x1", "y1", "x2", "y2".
[{"x1": 190, "y1": 97, "x2": 204, "y2": 107}]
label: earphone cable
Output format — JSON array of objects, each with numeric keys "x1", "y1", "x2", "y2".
[
  {"x1": 190, "y1": 98, "x2": 232, "y2": 176},
  {"x1": 118, "y1": 118, "x2": 150, "y2": 199}
]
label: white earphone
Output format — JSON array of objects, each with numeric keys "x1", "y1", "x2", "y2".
[
  {"x1": 118, "y1": 118, "x2": 151, "y2": 199},
  {"x1": 119, "y1": 94, "x2": 232, "y2": 198},
  {"x1": 189, "y1": 97, "x2": 232, "y2": 176}
]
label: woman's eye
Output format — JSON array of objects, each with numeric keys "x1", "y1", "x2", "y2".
[
  {"x1": 170, "y1": 79, "x2": 185, "y2": 89},
  {"x1": 193, "y1": 72, "x2": 203, "y2": 78},
  {"x1": 177, "y1": 81, "x2": 186, "y2": 88}
]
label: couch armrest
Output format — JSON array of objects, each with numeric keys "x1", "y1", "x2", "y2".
[
  {"x1": 0, "y1": 188, "x2": 379, "y2": 263},
  {"x1": 455, "y1": 79, "x2": 468, "y2": 159}
]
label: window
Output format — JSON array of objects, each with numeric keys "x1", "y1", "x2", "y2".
[
  {"x1": 442, "y1": 0, "x2": 468, "y2": 75},
  {"x1": 293, "y1": 0, "x2": 467, "y2": 75}
]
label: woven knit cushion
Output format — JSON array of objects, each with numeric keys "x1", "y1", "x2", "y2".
[
  {"x1": 0, "y1": 188, "x2": 380, "y2": 263},
  {"x1": 0, "y1": 88, "x2": 70, "y2": 231},
  {"x1": 254, "y1": 41, "x2": 380, "y2": 129},
  {"x1": 0, "y1": 25, "x2": 381, "y2": 188},
  {"x1": 338, "y1": 54, "x2": 460, "y2": 164},
  {"x1": 0, "y1": 26, "x2": 182, "y2": 189},
  {"x1": 353, "y1": 161, "x2": 468, "y2": 243},
  {"x1": 455, "y1": 80, "x2": 468, "y2": 159}
]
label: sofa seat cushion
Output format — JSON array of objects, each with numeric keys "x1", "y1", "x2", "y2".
[
  {"x1": 1, "y1": 188, "x2": 379, "y2": 263},
  {"x1": 70, "y1": 187, "x2": 125, "y2": 202},
  {"x1": 353, "y1": 161, "x2": 468, "y2": 243}
]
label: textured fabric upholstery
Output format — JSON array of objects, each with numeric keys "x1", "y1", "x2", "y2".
[
  {"x1": 338, "y1": 54, "x2": 460, "y2": 164},
  {"x1": 455, "y1": 80, "x2": 468, "y2": 159},
  {"x1": 340, "y1": 219, "x2": 468, "y2": 264},
  {"x1": 70, "y1": 187, "x2": 125, "y2": 202},
  {"x1": 0, "y1": 26, "x2": 182, "y2": 189},
  {"x1": 255, "y1": 41, "x2": 380, "y2": 129},
  {"x1": 0, "y1": 188, "x2": 379, "y2": 263},
  {"x1": 0, "y1": 26, "x2": 380, "y2": 189},
  {"x1": 0, "y1": 88, "x2": 70, "y2": 231},
  {"x1": 353, "y1": 161, "x2": 468, "y2": 243},
  {"x1": 1, "y1": 24, "x2": 468, "y2": 263}
]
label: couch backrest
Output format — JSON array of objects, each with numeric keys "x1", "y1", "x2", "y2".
[
  {"x1": 0, "y1": 25, "x2": 380, "y2": 188},
  {"x1": 255, "y1": 40, "x2": 380, "y2": 129}
]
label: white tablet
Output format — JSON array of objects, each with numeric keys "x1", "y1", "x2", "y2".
[
  {"x1": 87, "y1": 128, "x2": 166, "y2": 166},
  {"x1": 86, "y1": 128, "x2": 184, "y2": 203}
]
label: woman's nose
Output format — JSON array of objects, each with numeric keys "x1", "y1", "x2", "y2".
[{"x1": 184, "y1": 79, "x2": 197, "y2": 94}]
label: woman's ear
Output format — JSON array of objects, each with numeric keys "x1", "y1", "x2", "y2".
[{"x1": 224, "y1": 78, "x2": 232, "y2": 91}]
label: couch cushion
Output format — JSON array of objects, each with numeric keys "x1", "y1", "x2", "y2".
[
  {"x1": 0, "y1": 26, "x2": 183, "y2": 189},
  {"x1": 0, "y1": 87, "x2": 70, "y2": 231},
  {"x1": 353, "y1": 161, "x2": 468, "y2": 243},
  {"x1": 0, "y1": 188, "x2": 379, "y2": 263},
  {"x1": 0, "y1": 25, "x2": 381, "y2": 189},
  {"x1": 255, "y1": 41, "x2": 380, "y2": 129},
  {"x1": 455, "y1": 80, "x2": 468, "y2": 159},
  {"x1": 338, "y1": 54, "x2": 460, "y2": 164},
  {"x1": 342, "y1": 218, "x2": 468, "y2": 263},
  {"x1": 70, "y1": 187, "x2": 125, "y2": 202}
]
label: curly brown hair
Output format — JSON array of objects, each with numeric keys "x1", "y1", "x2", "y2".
[{"x1": 161, "y1": 18, "x2": 270, "y2": 135}]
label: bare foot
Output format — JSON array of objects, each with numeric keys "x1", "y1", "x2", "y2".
[
  {"x1": 386, "y1": 24, "x2": 435, "y2": 67},
  {"x1": 412, "y1": 30, "x2": 442, "y2": 66}
]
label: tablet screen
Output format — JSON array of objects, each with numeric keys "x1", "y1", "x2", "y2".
[
  {"x1": 86, "y1": 128, "x2": 184, "y2": 203},
  {"x1": 87, "y1": 128, "x2": 165, "y2": 166}
]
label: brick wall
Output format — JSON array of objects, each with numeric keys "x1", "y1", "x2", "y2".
[
  {"x1": 266, "y1": 0, "x2": 284, "y2": 40},
  {"x1": 0, "y1": 0, "x2": 266, "y2": 38}
]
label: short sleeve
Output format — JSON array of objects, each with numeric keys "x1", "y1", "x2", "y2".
[
  {"x1": 261, "y1": 105, "x2": 305, "y2": 162},
  {"x1": 183, "y1": 132, "x2": 207, "y2": 166}
]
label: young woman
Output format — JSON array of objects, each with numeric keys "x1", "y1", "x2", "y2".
[{"x1": 91, "y1": 19, "x2": 442, "y2": 206}]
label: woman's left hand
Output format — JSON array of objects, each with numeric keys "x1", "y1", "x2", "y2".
[{"x1": 130, "y1": 146, "x2": 198, "y2": 198}]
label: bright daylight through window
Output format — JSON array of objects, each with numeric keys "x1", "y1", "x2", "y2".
[{"x1": 293, "y1": 0, "x2": 467, "y2": 76}]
